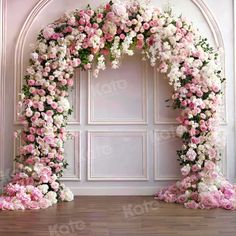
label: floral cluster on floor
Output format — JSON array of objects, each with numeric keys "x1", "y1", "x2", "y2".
[{"x1": 1, "y1": 0, "x2": 235, "y2": 210}]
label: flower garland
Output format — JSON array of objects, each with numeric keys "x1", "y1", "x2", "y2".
[{"x1": 1, "y1": 0, "x2": 235, "y2": 210}]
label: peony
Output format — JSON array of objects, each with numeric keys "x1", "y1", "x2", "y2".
[{"x1": 176, "y1": 125, "x2": 187, "y2": 138}]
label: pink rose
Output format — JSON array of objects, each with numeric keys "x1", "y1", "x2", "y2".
[
  {"x1": 184, "y1": 200, "x2": 199, "y2": 209},
  {"x1": 204, "y1": 160, "x2": 215, "y2": 171},
  {"x1": 27, "y1": 134, "x2": 35, "y2": 142}
]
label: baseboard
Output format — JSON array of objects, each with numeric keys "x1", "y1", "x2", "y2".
[{"x1": 69, "y1": 186, "x2": 161, "y2": 196}]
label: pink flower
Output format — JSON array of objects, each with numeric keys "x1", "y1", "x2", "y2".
[
  {"x1": 27, "y1": 134, "x2": 35, "y2": 142},
  {"x1": 204, "y1": 160, "x2": 215, "y2": 171},
  {"x1": 184, "y1": 200, "x2": 199, "y2": 209},
  {"x1": 67, "y1": 79, "x2": 74, "y2": 87},
  {"x1": 143, "y1": 23, "x2": 150, "y2": 30},
  {"x1": 220, "y1": 199, "x2": 234, "y2": 210},
  {"x1": 28, "y1": 80, "x2": 35, "y2": 86},
  {"x1": 39, "y1": 198, "x2": 51, "y2": 209},
  {"x1": 177, "y1": 194, "x2": 187, "y2": 203},
  {"x1": 136, "y1": 39, "x2": 144, "y2": 49},
  {"x1": 199, "y1": 192, "x2": 219, "y2": 209}
]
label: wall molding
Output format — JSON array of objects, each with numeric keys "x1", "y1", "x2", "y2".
[
  {"x1": 61, "y1": 131, "x2": 81, "y2": 181},
  {"x1": 153, "y1": 130, "x2": 181, "y2": 181},
  {"x1": 70, "y1": 186, "x2": 161, "y2": 196},
  {"x1": 68, "y1": 70, "x2": 81, "y2": 125},
  {"x1": 0, "y1": 0, "x2": 6, "y2": 180},
  {"x1": 87, "y1": 61, "x2": 148, "y2": 125},
  {"x1": 87, "y1": 130, "x2": 148, "y2": 181}
]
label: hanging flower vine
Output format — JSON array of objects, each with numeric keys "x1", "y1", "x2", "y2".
[{"x1": 1, "y1": 0, "x2": 234, "y2": 210}]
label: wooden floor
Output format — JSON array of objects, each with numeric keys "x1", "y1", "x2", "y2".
[{"x1": 1, "y1": 196, "x2": 236, "y2": 236}]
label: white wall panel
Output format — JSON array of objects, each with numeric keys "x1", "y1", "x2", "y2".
[
  {"x1": 88, "y1": 54, "x2": 147, "y2": 124},
  {"x1": 87, "y1": 131, "x2": 148, "y2": 180},
  {"x1": 154, "y1": 130, "x2": 182, "y2": 180},
  {"x1": 62, "y1": 131, "x2": 80, "y2": 181}
]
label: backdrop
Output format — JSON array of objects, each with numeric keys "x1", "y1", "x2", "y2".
[{"x1": 0, "y1": 0, "x2": 235, "y2": 195}]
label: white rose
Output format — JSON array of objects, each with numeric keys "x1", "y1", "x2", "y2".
[
  {"x1": 198, "y1": 182, "x2": 208, "y2": 192},
  {"x1": 181, "y1": 164, "x2": 191, "y2": 176},
  {"x1": 176, "y1": 125, "x2": 187, "y2": 138},
  {"x1": 63, "y1": 188, "x2": 74, "y2": 202},
  {"x1": 112, "y1": 2, "x2": 127, "y2": 17},
  {"x1": 54, "y1": 115, "x2": 64, "y2": 126},
  {"x1": 208, "y1": 185, "x2": 218, "y2": 192},
  {"x1": 38, "y1": 184, "x2": 49, "y2": 194},
  {"x1": 38, "y1": 42, "x2": 47, "y2": 53},
  {"x1": 45, "y1": 191, "x2": 58, "y2": 204},
  {"x1": 58, "y1": 97, "x2": 70, "y2": 112}
]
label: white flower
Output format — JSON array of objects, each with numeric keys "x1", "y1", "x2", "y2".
[
  {"x1": 181, "y1": 164, "x2": 191, "y2": 176},
  {"x1": 89, "y1": 35, "x2": 101, "y2": 49},
  {"x1": 38, "y1": 184, "x2": 49, "y2": 194},
  {"x1": 164, "y1": 24, "x2": 177, "y2": 37},
  {"x1": 58, "y1": 97, "x2": 70, "y2": 112},
  {"x1": 112, "y1": 2, "x2": 127, "y2": 17},
  {"x1": 31, "y1": 52, "x2": 39, "y2": 61},
  {"x1": 62, "y1": 188, "x2": 74, "y2": 202},
  {"x1": 25, "y1": 108, "x2": 33, "y2": 117},
  {"x1": 176, "y1": 125, "x2": 187, "y2": 138},
  {"x1": 45, "y1": 191, "x2": 58, "y2": 204},
  {"x1": 54, "y1": 114, "x2": 64, "y2": 127},
  {"x1": 38, "y1": 42, "x2": 47, "y2": 53},
  {"x1": 198, "y1": 182, "x2": 208, "y2": 192}
]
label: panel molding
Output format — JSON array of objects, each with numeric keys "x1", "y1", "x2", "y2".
[
  {"x1": 61, "y1": 131, "x2": 81, "y2": 181},
  {"x1": 87, "y1": 130, "x2": 148, "y2": 181},
  {"x1": 153, "y1": 70, "x2": 178, "y2": 125},
  {"x1": 87, "y1": 62, "x2": 148, "y2": 125},
  {"x1": 154, "y1": 130, "x2": 181, "y2": 181},
  {"x1": 0, "y1": 0, "x2": 6, "y2": 180},
  {"x1": 70, "y1": 186, "x2": 160, "y2": 196},
  {"x1": 68, "y1": 70, "x2": 81, "y2": 125}
]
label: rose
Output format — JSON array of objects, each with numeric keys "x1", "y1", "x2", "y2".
[
  {"x1": 204, "y1": 160, "x2": 215, "y2": 171},
  {"x1": 186, "y1": 148, "x2": 197, "y2": 161},
  {"x1": 38, "y1": 184, "x2": 49, "y2": 194},
  {"x1": 181, "y1": 164, "x2": 191, "y2": 176},
  {"x1": 61, "y1": 188, "x2": 74, "y2": 201},
  {"x1": 184, "y1": 200, "x2": 199, "y2": 209},
  {"x1": 198, "y1": 182, "x2": 208, "y2": 192},
  {"x1": 176, "y1": 125, "x2": 187, "y2": 138},
  {"x1": 112, "y1": 2, "x2": 127, "y2": 17},
  {"x1": 51, "y1": 182, "x2": 59, "y2": 191},
  {"x1": 45, "y1": 191, "x2": 57, "y2": 205}
]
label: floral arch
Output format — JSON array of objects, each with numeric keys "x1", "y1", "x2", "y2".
[{"x1": 1, "y1": 0, "x2": 235, "y2": 210}]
